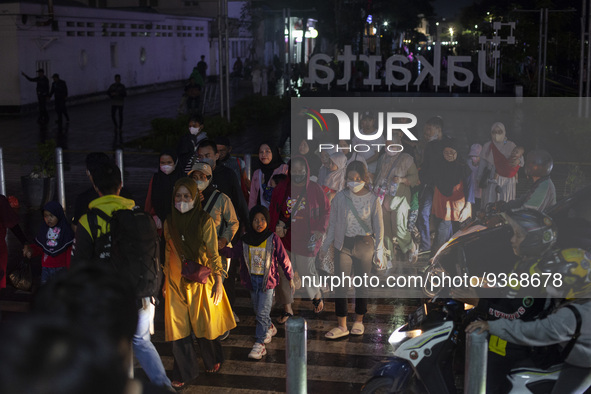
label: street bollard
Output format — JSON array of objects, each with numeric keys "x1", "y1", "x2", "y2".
[
  {"x1": 0, "y1": 148, "x2": 5, "y2": 196},
  {"x1": 286, "y1": 316, "x2": 307, "y2": 394},
  {"x1": 115, "y1": 149, "x2": 124, "y2": 188},
  {"x1": 464, "y1": 330, "x2": 488, "y2": 394},
  {"x1": 55, "y1": 148, "x2": 66, "y2": 210},
  {"x1": 244, "y1": 154, "x2": 252, "y2": 181}
]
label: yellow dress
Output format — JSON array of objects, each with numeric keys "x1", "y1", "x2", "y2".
[{"x1": 163, "y1": 217, "x2": 236, "y2": 341}]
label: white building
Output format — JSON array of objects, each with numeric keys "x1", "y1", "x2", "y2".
[{"x1": 0, "y1": 1, "x2": 252, "y2": 113}]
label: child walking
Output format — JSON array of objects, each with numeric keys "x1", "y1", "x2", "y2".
[
  {"x1": 24, "y1": 201, "x2": 74, "y2": 284},
  {"x1": 221, "y1": 205, "x2": 294, "y2": 359}
]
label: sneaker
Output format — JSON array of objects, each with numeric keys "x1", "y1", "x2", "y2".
[
  {"x1": 264, "y1": 324, "x2": 277, "y2": 344},
  {"x1": 219, "y1": 330, "x2": 230, "y2": 341},
  {"x1": 248, "y1": 343, "x2": 266, "y2": 360},
  {"x1": 233, "y1": 311, "x2": 240, "y2": 323}
]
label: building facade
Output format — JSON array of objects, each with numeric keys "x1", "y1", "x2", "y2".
[{"x1": 1, "y1": 1, "x2": 253, "y2": 112}]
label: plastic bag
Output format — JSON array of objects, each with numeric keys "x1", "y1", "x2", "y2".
[{"x1": 9, "y1": 261, "x2": 32, "y2": 291}]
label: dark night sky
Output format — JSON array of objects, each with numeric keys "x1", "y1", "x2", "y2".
[{"x1": 434, "y1": 0, "x2": 475, "y2": 18}]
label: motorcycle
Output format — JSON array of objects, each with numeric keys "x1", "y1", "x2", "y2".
[
  {"x1": 361, "y1": 299, "x2": 564, "y2": 394},
  {"x1": 362, "y1": 185, "x2": 591, "y2": 393},
  {"x1": 422, "y1": 183, "x2": 591, "y2": 298}
]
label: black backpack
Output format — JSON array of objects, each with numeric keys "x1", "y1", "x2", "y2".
[{"x1": 88, "y1": 207, "x2": 162, "y2": 298}]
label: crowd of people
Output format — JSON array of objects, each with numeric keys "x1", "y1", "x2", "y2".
[{"x1": 0, "y1": 104, "x2": 577, "y2": 393}]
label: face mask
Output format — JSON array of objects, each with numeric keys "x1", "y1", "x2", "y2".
[
  {"x1": 426, "y1": 133, "x2": 439, "y2": 142},
  {"x1": 493, "y1": 134, "x2": 504, "y2": 143},
  {"x1": 199, "y1": 158, "x2": 215, "y2": 169},
  {"x1": 293, "y1": 174, "x2": 306, "y2": 184},
  {"x1": 175, "y1": 200, "x2": 194, "y2": 213},
  {"x1": 189, "y1": 126, "x2": 201, "y2": 135},
  {"x1": 347, "y1": 181, "x2": 365, "y2": 193},
  {"x1": 386, "y1": 150, "x2": 400, "y2": 157},
  {"x1": 196, "y1": 179, "x2": 210, "y2": 191},
  {"x1": 160, "y1": 164, "x2": 175, "y2": 175}
]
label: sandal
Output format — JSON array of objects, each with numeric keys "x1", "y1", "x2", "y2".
[
  {"x1": 206, "y1": 362, "x2": 222, "y2": 373},
  {"x1": 277, "y1": 311, "x2": 293, "y2": 325},
  {"x1": 351, "y1": 322, "x2": 365, "y2": 336},
  {"x1": 171, "y1": 381, "x2": 186, "y2": 390},
  {"x1": 325, "y1": 326, "x2": 349, "y2": 339},
  {"x1": 312, "y1": 297, "x2": 324, "y2": 314}
]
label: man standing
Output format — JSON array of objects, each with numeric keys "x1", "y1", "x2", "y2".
[
  {"x1": 71, "y1": 161, "x2": 173, "y2": 391},
  {"x1": 107, "y1": 74, "x2": 127, "y2": 136},
  {"x1": 49, "y1": 73, "x2": 69, "y2": 125},
  {"x1": 21, "y1": 68, "x2": 49, "y2": 123},
  {"x1": 197, "y1": 55, "x2": 208, "y2": 79}
]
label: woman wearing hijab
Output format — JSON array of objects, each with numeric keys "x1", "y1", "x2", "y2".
[
  {"x1": 144, "y1": 150, "x2": 184, "y2": 233},
  {"x1": 477, "y1": 122, "x2": 524, "y2": 207},
  {"x1": 296, "y1": 138, "x2": 322, "y2": 178},
  {"x1": 373, "y1": 132, "x2": 419, "y2": 264},
  {"x1": 319, "y1": 152, "x2": 347, "y2": 203},
  {"x1": 24, "y1": 201, "x2": 74, "y2": 284},
  {"x1": 431, "y1": 138, "x2": 473, "y2": 256},
  {"x1": 248, "y1": 142, "x2": 288, "y2": 209},
  {"x1": 162, "y1": 178, "x2": 236, "y2": 389}
]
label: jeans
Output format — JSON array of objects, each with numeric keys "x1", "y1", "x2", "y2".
[
  {"x1": 334, "y1": 236, "x2": 374, "y2": 317},
  {"x1": 132, "y1": 298, "x2": 172, "y2": 388},
  {"x1": 111, "y1": 105, "x2": 123, "y2": 129},
  {"x1": 41, "y1": 266, "x2": 66, "y2": 285},
  {"x1": 250, "y1": 275, "x2": 274, "y2": 344},
  {"x1": 54, "y1": 99, "x2": 69, "y2": 124},
  {"x1": 431, "y1": 218, "x2": 460, "y2": 257},
  {"x1": 417, "y1": 185, "x2": 433, "y2": 252}
]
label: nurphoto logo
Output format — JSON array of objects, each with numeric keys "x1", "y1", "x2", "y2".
[{"x1": 305, "y1": 109, "x2": 418, "y2": 153}]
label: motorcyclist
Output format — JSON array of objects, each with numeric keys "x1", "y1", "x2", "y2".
[
  {"x1": 504, "y1": 149, "x2": 556, "y2": 212},
  {"x1": 454, "y1": 208, "x2": 558, "y2": 393},
  {"x1": 467, "y1": 247, "x2": 591, "y2": 394}
]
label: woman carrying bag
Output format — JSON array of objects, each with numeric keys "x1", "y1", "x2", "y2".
[
  {"x1": 162, "y1": 178, "x2": 236, "y2": 389},
  {"x1": 319, "y1": 160, "x2": 385, "y2": 339}
]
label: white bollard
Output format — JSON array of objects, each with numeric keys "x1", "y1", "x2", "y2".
[
  {"x1": 244, "y1": 154, "x2": 252, "y2": 181},
  {"x1": 464, "y1": 330, "x2": 488, "y2": 394},
  {"x1": 286, "y1": 317, "x2": 307, "y2": 394},
  {"x1": 0, "y1": 148, "x2": 5, "y2": 196},
  {"x1": 115, "y1": 149, "x2": 124, "y2": 188},
  {"x1": 55, "y1": 148, "x2": 66, "y2": 210}
]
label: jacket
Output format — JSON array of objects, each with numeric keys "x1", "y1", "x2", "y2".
[
  {"x1": 71, "y1": 194, "x2": 135, "y2": 264},
  {"x1": 248, "y1": 164, "x2": 289, "y2": 209},
  {"x1": 320, "y1": 188, "x2": 384, "y2": 264},
  {"x1": 202, "y1": 188, "x2": 239, "y2": 244},
  {"x1": 488, "y1": 300, "x2": 591, "y2": 368},
  {"x1": 221, "y1": 233, "x2": 293, "y2": 291}
]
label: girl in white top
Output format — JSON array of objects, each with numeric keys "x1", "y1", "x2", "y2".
[{"x1": 320, "y1": 160, "x2": 384, "y2": 339}]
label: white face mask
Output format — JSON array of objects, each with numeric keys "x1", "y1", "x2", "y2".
[
  {"x1": 175, "y1": 200, "x2": 194, "y2": 213},
  {"x1": 386, "y1": 150, "x2": 400, "y2": 157},
  {"x1": 189, "y1": 126, "x2": 201, "y2": 135},
  {"x1": 347, "y1": 181, "x2": 365, "y2": 193},
  {"x1": 196, "y1": 179, "x2": 210, "y2": 191},
  {"x1": 160, "y1": 164, "x2": 175, "y2": 175},
  {"x1": 493, "y1": 134, "x2": 504, "y2": 143}
]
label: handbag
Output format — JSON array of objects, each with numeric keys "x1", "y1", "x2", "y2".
[
  {"x1": 181, "y1": 258, "x2": 211, "y2": 284},
  {"x1": 169, "y1": 223, "x2": 211, "y2": 284},
  {"x1": 9, "y1": 260, "x2": 32, "y2": 291},
  {"x1": 344, "y1": 196, "x2": 384, "y2": 269}
]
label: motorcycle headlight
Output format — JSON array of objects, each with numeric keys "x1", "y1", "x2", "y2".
[{"x1": 389, "y1": 325, "x2": 422, "y2": 346}]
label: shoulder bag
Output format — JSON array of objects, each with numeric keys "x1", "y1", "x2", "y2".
[{"x1": 168, "y1": 222, "x2": 211, "y2": 284}]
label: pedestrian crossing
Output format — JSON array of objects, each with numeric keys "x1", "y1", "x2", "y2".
[{"x1": 144, "y1": 286, "x2": 421, "y2": 393}]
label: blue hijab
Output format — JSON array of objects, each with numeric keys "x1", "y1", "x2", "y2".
[{"x1": 34, "y1": 201, "x2": 75, "y2": 257}]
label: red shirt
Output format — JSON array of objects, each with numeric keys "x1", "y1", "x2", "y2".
[{"x1": 30, "y1": 243, "x2": 71, "y2": 269}]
